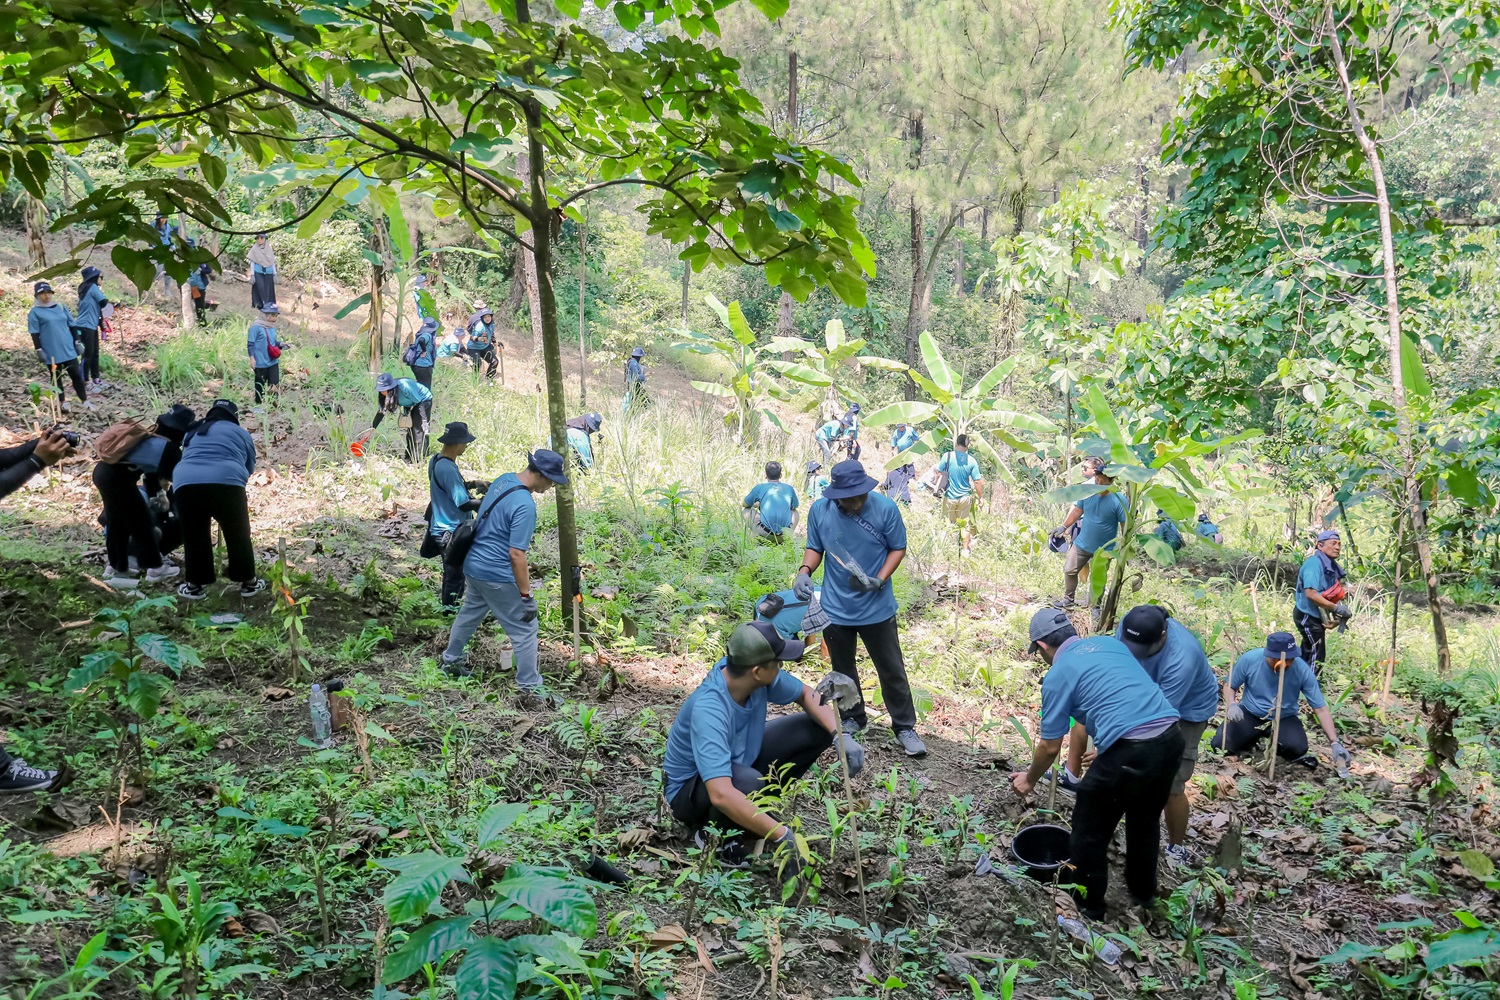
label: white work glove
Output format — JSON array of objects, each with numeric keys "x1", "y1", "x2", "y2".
[
  {"x1": 793, "y1": 571, "x2": 814, "y2": 601},
  {"x1": 1226, "y1": 702, "x2": 1245, "y2": 724},
  {"x1": 1331, "y1": 742, "x2": 1352, "y2": 772},
  {"x1": 838, "y1": 733, "x2": 865, "y2": 778}
]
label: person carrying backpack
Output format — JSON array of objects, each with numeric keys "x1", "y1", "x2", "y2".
[
  {"x1": 29, "y1": 281, "x2": 92, "y2": 412},
  {"x1": 246, "y1": 304, "x2": 282, "y2": 406},
  {"x1": 466, "y1": 306, "x2": 499, "y2": 379},
  {"x1": 173, "y1": 400, "x2": 265, "y2": 601},
  {"x1": 936, "y1": 435, "x2": 986, "y2": 555},
  {"x1": 187, "y1": 263, "x2": 217, "y2": 323},
  {"x1": 424, "y1": 422, "x2": 484, "y2": 610},
  {"x1": 405, "y1": 317, "x2": 439, "y2": 389},
  {"x1": 74, "y1": 266, "x2": 110, "y2": 393},
  {"x1": 93, "y1": 406, "x2": 195, "y2": 589}
]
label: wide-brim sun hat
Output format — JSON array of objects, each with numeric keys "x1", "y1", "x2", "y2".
[
  {"x1": 375, "y1": 373, "x2": 397, "y2": 392},
  {"x1": 438, "y1": 422, "x2": 476, "y2": 445},
  {"x1": 821, "y1": 459, "x2": 879, "y2": 500}
]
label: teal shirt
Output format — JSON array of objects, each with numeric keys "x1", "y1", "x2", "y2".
[
  {"x1": 661, "y1": 661, "x2": 805, "y2": 802},
  {"x1": 939, "y1": 451, "x2": 982, "y2": 501},
  {"x1": 815, "y1": 420, "x2": 842, "y2": 444},
  {"x1": 744, "y1": 481, "x2": 799, "y2": 534},
  {"x1": 29, "y1": 303, "x2": 78, "y2": 364},
  {"x1": 566, "y1": 427, "x2": 594, "y2": 469},
  {"x1": 1295, "y1": 553, "x2": 1337, "y2": 617},
  {"x1": 805, "y1": 491, "x2": 906, "y2": 627},
  {"x1": 1040, "y1": 635, "x2": 1178, "y2": 754},
  {"x1": 1073, "y1": 490, "x2": 1128, "y2": 554},
  {"x1": 892, "y1": 427, "x2": 919, "y2": 453},
  {"x1": 1228, "y1": 648, "x2": 1325, "y2": 719},
  {"x1": 393, "y1": 378, "x2": 432, "y2": 408}
]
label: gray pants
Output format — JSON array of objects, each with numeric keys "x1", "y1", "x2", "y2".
[{"x1": 442, "y1": 577, "x2": 541, "y2": 689}]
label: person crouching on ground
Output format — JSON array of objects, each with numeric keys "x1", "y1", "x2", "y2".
[
  {"x1": 662, "y1": 620, "x2": 859, "y2": 869},
  {"x1": 173, "y1": 400, "x2": 266, "y2": 601},
  {"x1": 1213, "y1": 631, "x2": 1352, "y2": 772},
  {"x1": 29, "y1": 281, "x2": 91, "y2": 412},
  {"x1": 1011, "y1": 608, "x2": 1182, "y2": 921},
  {"x1": 743, "y1": 461, "x2": 800, "y2": 543},
  {"x1": 372, "y1": 372, "x2": 433, "y2": 464},
  {"x1": 95, "y1": 405, "x2": 195, "y2": 590},
  {"x1": 564, "y1": 412, "x2": 603, "y2": 471}
]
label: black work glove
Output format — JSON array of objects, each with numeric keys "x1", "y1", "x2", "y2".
[
  {"x1": 519, "y1": 593, "x2": 538, "y2": 623},
  {"x1": 459, "y1": 499, "x2": 482, "y2": 512}
]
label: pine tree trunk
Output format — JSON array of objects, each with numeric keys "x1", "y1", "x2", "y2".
[
  {"x1": 1327, "y1": 15, "x2": 1450, "y2": 672},
  {"x1": 25, "y1": 196, "x2": 46, "y2": 268},
  {"x1": 578, "y1": 213, "x2": 588, "y2": 407},
  {"x1": 776, "y1": 50, "x2": 798, "y2": 353},
  {"x1": 902, "y1": 109, "x2": 926, "y2": 400},
  {"x1": 679, "y1": 250, "x2": 690, "y2": 325},
  {"x1": 953, "y1": 209, "x2": 965, "y2": 301}
]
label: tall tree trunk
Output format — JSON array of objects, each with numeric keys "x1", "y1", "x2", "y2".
[
  {"x1": 578, "y1": 212, "x2": 588, "y2": 407},
  {"x1": 980, "y1": 205, "x2": 989, "y2": 244},
  {"x1": 679, "y1": 251, "x2": 690, "y2": 325},
  {"x1": 60, "y1": 170, "x2": 75, "y2": 255},
  {"x1": 24, "y1": 196, "x2": 46, "y2": 268},
  {"x1": 902, "y1": 109, "x2": 925, "y2": 399},
  {"x1": 953, "y1": 208, "x2": 965, "y2": 301},
  {"x1": 363, "y1": 218, "x2": 387, "y2": 371},
  {"x1": 775, "y1": 50, "x2": 798, "y2": 353},
  {"x1": 516, "y1": 152, "x2": 545, "y2": 359},
  {"x1": 1327, "y1": 15, "x2": 1450, "y2": 673}
]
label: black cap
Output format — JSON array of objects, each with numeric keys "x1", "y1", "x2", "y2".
[
  {"x1": 155, "y1": 404, "x2": 196, "y2": 433},
  {"x1": 1120, "y1": 605, "x2": 1169, "y2": 657}
]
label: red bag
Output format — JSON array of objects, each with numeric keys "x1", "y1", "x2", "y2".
[
  {"x1": 268, "y1": 343, "x2": 282, "y2": 361},
  {"x1": 1321, "y1": 580, "x2": 1347, "y2": 603}
]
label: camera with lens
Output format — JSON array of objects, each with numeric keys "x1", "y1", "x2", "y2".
[{"x1": 53, "y1": 428, "x2": 81, "y2": 447}]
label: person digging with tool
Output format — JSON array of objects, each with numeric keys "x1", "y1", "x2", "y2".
[
  {"x1": 1051, "y1": 456, "x2": 1126, "y2": 608},
  {"x1": 662, "y1": 620, "x2": 860, "y2": 869},
  {"x1": 372, "y1": 372, "x2": 433, "y2": 464},
  {"x1": 1295, "y1": 529, "x2": 1351, "y2": 673},
  {"x1": 1212, "y1": 631, "x2": 1351, "y2": 772},
  {"x1": 743, "y1": 461, "x2": 800, "y2": 543},
  {"x1": 563, "y1": 412, "x2": 604, "y2": 471},
  {"x1": 1011, "y1": 607, "x2": 1182, "y2": 921},
  {"x1": 424, "y1": 422, "x2": 486, "y2": 611},
  {"x1": 884, "y1": 422, "x2": 920, "y2": 503},
  {"x1": 1115, "y1": 605, "x2": 1220, "y2": 867},
  {"x1": 796, "y1": 459, "x2": 927, "y2": 757},
  {"x1": 440, "y1": 449, "x2": 567, "y2": 709}
]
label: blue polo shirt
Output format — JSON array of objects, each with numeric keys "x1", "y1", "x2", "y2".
[
  {"x1": 939, "y1": 451, "x2": 983, "y2": 501},
  {"x1": 247, "y1": 322, "x2": 280, "y2": 368},
  {"x1": 1116, "y1": 618, "x2": 1219, "y2": 723},
  {"x1": 662, "y1": 661, "x2": 805, "y2": 802},
  {"x1": 815, "y1": 420, "x2": 842, "y2": 444},
  {"x1": 805, "y1": 491, "x2": 906, "y2": 626},
  {"x1": 29, "y1": 303, "x2": 78, "y2": 364},
  {"x1": 1074, "y1": 490, "x2": 1128, "y2": 554},
  {"x1": 1039, "y1": 635, "x2": 1178, "y2": 754},
  {"x1": 1196, "y1": 518, "x2": 1220, "y2": 539},
  {"x1": 1228, "y1": 649, "x2": 1325, "y2": 719},
  {"x1": 1295, "y1": 553, "x2": 1339, "y2": 616},
  {"x1": 892, "y1": 427, "x2": 919, "y2": 453},
  {"x1": 410, "y1": 329, "x2": 435, "y2": 368},
  {"x1": 392, "y1": 379, "x2": 432, "y2": 408},
  {"x1": 75, "y1": 284, "x2": 108, "y2": 330},
  {"x1": 428, "y1": 456, "x2": 472, "y2": 534},
  {"x1": 173, "y1": 420, "x2": 256, "y2": 488},
  {"x1": 744, "y1": 481, "x2": 799, "y2": 534},
  {"x1": 463, "y1": 473, "x2": 536, "y2": 585}
]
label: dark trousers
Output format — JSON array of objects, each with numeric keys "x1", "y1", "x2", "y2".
[
  {"x1": 668, "y1": 714, "x2": 833, "y2": 832},
  {"x1": 77, "y1": 327, "x2": 101, "y2": 383},
  {"x1": 93, "y1": 462, "x2": 162, "y2": 572},
  {"x1": 405, "y1": 400, "x2": 432, "y2": 464},
  {"x1": 409, "y1": 365, "x2": 433, "y2": 390},
  {"x1": 0, "y1": 744, "x2": 10, "y2": 770},
  {"x1": 253, "y1": 364, "x2": 280, "y2": 404},
  {"x1": 1069, "y1": 726, "x2": 1184, "y2": 915},
  {"x1": 468, "y1": 346, "x2": 497, "y2": 378},
  {"x1": 1211, "y1": 711, "x2": 1309, "y2": 759},
  {"x1": 251, "y1": 272, "x2": 276, "y2": 311},
  {"x1": 440, "y1": 557, "x2": 466, "y2": 609},
  {"x1": 823, "y1": 616, "x2": 917, "y2": 731},
  {"x1": 50, "y1": 359, "x2": 87, "y2": 401},
  {"x1": 177, "y1": 484, "x2": 255, "y2": 586},
  {"x1": 1295, "y1": 612, "x2": 1326, "y2": 673}
]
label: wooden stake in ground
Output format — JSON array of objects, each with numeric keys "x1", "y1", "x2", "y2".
[
  {"x1": 816, "y1": 670, "x2": 868, "y2": 926},
  {"x1": 1264, "y1": 662, "x2": 1288, "y2": 781}
]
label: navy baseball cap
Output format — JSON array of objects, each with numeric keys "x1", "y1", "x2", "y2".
[{"x1": 1265, "y1": 632, "x2": 1298, "y2": 660}]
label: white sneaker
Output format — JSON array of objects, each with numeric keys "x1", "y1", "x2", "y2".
[
  {"x1": 103, "y1": 569, "x2": 139, "y2": 589},
  {"x1": 127, "y1": 556, "x2": 140, "y2": 573},
  {"x1": 81, "y1": 400, "x2": 97, "y2": 412},
  {"x1": 146, "y1": 564, "x2": 181, "y2": 582}
]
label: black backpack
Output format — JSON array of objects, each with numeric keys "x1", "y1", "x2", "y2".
[{"x1": 442, "y1": 483, "x2": 530, "y2": 571}]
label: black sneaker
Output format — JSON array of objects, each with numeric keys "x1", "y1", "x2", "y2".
[
  {"x1": 440, "y1": 657, "x2": 473, "y2": 678},
  {"x1": 1293, "y1": 754, "x2": 1319, "y2": 770},
  {"x1": 0, "y1": 758, "x2": 60, "y2": 794},
  {"x1": 177, "y1": 582, "x2": 207, "y2": 601},
  {"x1": 692, "y1": 830, "x2": 752, "y2": 870},
  {"x1": 239, "y1": 578, "x2": 268, "y2": 598},
  {"x1": 1056, "y1": 767, "x2": 1083, "y2": 792}
]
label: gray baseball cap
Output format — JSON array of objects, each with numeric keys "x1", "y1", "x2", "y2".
[{"x1": 1027, "y1": 607, "x2": 1075, "y2": 655}]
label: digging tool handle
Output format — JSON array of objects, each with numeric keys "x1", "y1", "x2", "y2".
[
  {"x1": 1267, "y1": 664, "x2": 1287, "y2": 781},
  {"x1": 829, "y1": 699, "x2": 868, "y2": 926}
]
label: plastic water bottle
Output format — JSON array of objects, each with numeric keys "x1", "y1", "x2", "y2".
[
  {"x1": 309, "y1": 684, "x2": 333, "y2": 747},
  {"x1": 1057, "y1": 915, "x2": 1123, "y2": 964}
]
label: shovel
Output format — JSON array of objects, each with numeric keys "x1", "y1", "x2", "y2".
[{"x1": 816, "y1": 671, "x2": 868, "y2": 925}]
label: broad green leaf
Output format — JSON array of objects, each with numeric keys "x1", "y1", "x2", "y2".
[
  {"x1": 378, "y1": 853, "x2": 471, "y2": 924},
  {"x1": 1105, "y1": 464, "x2": 1157, "y2": 485},
  {"x1": 725, "y1": 301, "x2": 756, "y2": 346},
  {"x1": 1044, "y1": 483, "x2": 1110, "y2": 505},
  {"x1": 1138, "y1": 534, "x2": 1177, "y2": 566},
  {"x1": 967, "y1": 356, "x2": 1019, "y2": 399},
  {"x1": 454, "y1": 939, "x2": 518, "y2": 1000},
  {"x1": 748, "y1": 0, "x2": 791, "y2": 18},
  {"x1": 382, "y1": 916, "x2": 479, "y2": 984},
  {"x1": 372, "y1": 186, "x2": 413, "y2": 263},
  {"x1": 1399, "y1": 333, "x2": 1431, "y2": 398},
  {"x1": 198, "y1": 153, "x2": 226, "y2": 190},
  {"x1": 111, "y1": 245, "x2": 158, "y2": 293},
  {"x1": 255, "y1": 818, "x2": 311, "y2": 838},
  {"x1": 72, "y1": 931, "x2": 108, "y2": 972},
  {"x1": 967, "y1": 434, "x2": 1011, "y2": 483},
  {"x1": 823, "y1": 318, "x2": 845, "y2": 351},
  {"x1": 476, "y1": 803, "x2": 527, "y2": 848},
  {"x1": 1085, "y1": 384, "x2": 1129, "y2": 458},
  {"x1": 689, "y1": 380, "x2": 735, "y2": 399},
  {"x1": 919, "y1": 330, "x2": 956, "y2": 394},
  {"x1": 1145, "y1": 484, "x2": 1195, "y2": 521},
  {"x1": 765, "y1": 360, "x2": 833, "y2": 386},
  {"x1": 703, "y1": 293, "x2": 730, "y2": 329},
  {"x1": 865, "y1": 400, "x2": 941, "y2": 427},
  {"x1": 909, "y1": 370, "x2": 955, "y2": 405},
  {"x1": 1424, "y1": 927, "x2": 1500, "y2": 970},
  {"x1": 508, "y1": 933, "x2": 588, "y2": 971},
  {"x1": 334, "y1": 293, "x2": 371, "y2": 320},
  {"x1": 135, "y1": 633, "x2": 200, "y2": 675},
  {"x1": 493, "y1": 870, "x2": 597, "y2": 937},
  {"x1": 124, "y1": 669, "x2": 171, "y2": 720},
  {"x1": 67, "y1": 650, "x2": 122, "y2": 693},
  {"x1": 1457, "y1": 850, "x2": 1495, "y2": 879}
]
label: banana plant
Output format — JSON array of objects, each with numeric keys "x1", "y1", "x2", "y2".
[
  {"x1": 1045, "y1": 385, "x2": 1261, "y2": 631},
  {"x1": 763, "y1": 317, "x2": 908, "y2": 417},
  {"x1": 863, "y1": 330, "x2": 1056, "y2": 479},
  {"x1": 675, "y1": 295, "x2": 831, "y2": 443}
]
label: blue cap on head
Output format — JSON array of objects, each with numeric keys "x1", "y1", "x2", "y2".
[
  {"x1": 261, "y1": 302, "x2": 280, "y2": 316},
  {"x1": 1266, "y1": 632, "x2": 1298, "y2": 659},
  {"x1": 1317, "y1": 529, "x2": 1340, "y2": 543},
  {"x1": 528, "y1": 448, "x2": 569, "y2": 485}
]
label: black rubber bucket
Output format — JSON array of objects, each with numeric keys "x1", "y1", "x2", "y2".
[{"x1": 1010, "y1": 824, "x2": 1070, "y2": 882}]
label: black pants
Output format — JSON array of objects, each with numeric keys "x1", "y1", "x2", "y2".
[
  {"x1": 253, "y1": 364, "x2": 280, "y2": 404},
  {"x1": 441, "y1": 557, "x2": 466, "y2": 609},
  {"x1": 251, "y1": 272, "x2": 276, "y2": 311},
  {"x1": 1069, "y1": 726, "x2": 1184, "y2": 916},
  {"x1": 177, "y1": 484, "x2": 255, "y2": 586},
  {"x1": 1211, "y1": 711, "x2": 1309, "y2": 759},
  {"x1": 0, "y1": 744, "x2": 10, "y2": 770},
  {"x1": 50, "y1": 359, "x2": 87, "y2": 401},
  {"x1": 1295, "y1": 612, "x2": 1326, "y2": 673},
  {"x1": 76, "y1": 327, "x2": 101, "y2": 383},
  {"x1": 93, "y1": 462, "x2": 162, "y2": 572},
  {"x1": 409, "y1": 365, "x2": 433, "y2": 390},
  {"x1": 468, "y1": 346, "x2": 497, "y2": 378},
  {"x1": 823, "y1": 616, "x2": 917, "y2": 731},
  {"x1": 405, "y1": 400, "x2": 432, "y2": 464},
  {"x1": 668, "y1": 714, "x2": 833, "y2": 832}
]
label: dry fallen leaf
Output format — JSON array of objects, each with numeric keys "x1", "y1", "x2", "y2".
[
  {"x1": 223, "y1": 916, "x2": 246, "y2": 938},
  {"x1": 693, "y1": 936, "x2": 716, "y2": 972},
  {"x1": 817, "y1": 938, "x2": 845, "y2": 954},
  {"x1": 646, "y1": 924, "x2": 689, "y2": 950},
  {"x1": 261, "y1": 686, "x2": 295, "y2": 702},
  {"x1": 616, "y1": 828, "x2": 652, "y2": 850}
]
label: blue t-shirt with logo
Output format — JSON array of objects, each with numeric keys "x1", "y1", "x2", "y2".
[
  {"x1": 662, "y1": 661, "x2": 805, "y2": 802},
  {"x1": 939, "y1": 451, "x2": 983, "y2": 501},
  {"x1": 892, "y1": 427, "x2": 919, "y2": 453},
  {"x1": 805, "y1": 491, "x2": 906, "y2": 627},
  {"x1": 463, "y1": 473, "x2": 537, "y2": 585},
  {"x1": 1116, "y1": 618, "x2": 1219, "y2": 723},
  {"x1": 744, "y1": 481, "x2": 799, "y2": 534},
  {"x1": 1228, "y1": 648, "x2": 1325, "y2": 719},
  {"x1": 1040, "y1": 635, "x2": 1178, "y2": 754},
  {"x1": 1073, "y1": 490, "x2": 1128, "y2": 554}
]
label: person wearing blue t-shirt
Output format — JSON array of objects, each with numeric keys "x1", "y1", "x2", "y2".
[
  {"x1": 1212, "y1": 632, "x2": 1350, "y2": 770},
  {"x1": 1294, "y1": 529, "x2": 1351, "y2": 673},
  {"x1": 838, "y1": 403, "x2": 862, "y2": 460},
  {"x1": 795, "y1": 460, "x2": 925, "y2": 757},
  {"x1": 407, "y1": 316, "x2": 438, "y2": 389},
  {"x1": 466, "y1": 306, "x2": 499, "y2": 379},
  {"x1": 1052, "y1": 457, "x2": 1127, "y2": 607},
  {"x1": 1012, "y1": 608, "x2": 1182, "y2": 919},
  {"x1": 1195, "y1": 512, "x2": 1223, "y2": 544},
  {"x1": 172, "y1": 400, "x2": 265, "y2": 601},
  {"x1": 74, "y1": 266, "x2": 110, "y2": 391},
  {"x1": 246, "y1": 304, "x2": 282, "y2": 406},
  {"x1": 663, "y1": 620, "x2": 855, "y2": 869},
  {"x1": 803, "y1": 460, "x2": 828, "y2": 505},
  {"x1": 743, "y1": 461, "x2": 800, "y2": 542},
  {"x1": 372, "y1": 372, "x2": 434, "y2": 463},
  {"x1": 814, "y1": 417, "x2": 842, "y2": 465},
  {"x1": 425, "y1": 422, "x2": 486, "y2": 610},
  {"x1": 1154, "y1": 510, "x2": 1184, "y2": 551},
  {"x1": 28, "y1": 281, "x2": 91, "y2": 411},
  {"x1": 187, "y1": 263, "x2": 216, "y2": 324},
  {"x1": 937, "y1": 436, "x2": 987, "y2": 554},
  {"x1": 441, "y1": 449, "x2": 567, "y2": 706},
  {"x1": 1116, "y1": 605, "x2": 1221, "y2": 866}
]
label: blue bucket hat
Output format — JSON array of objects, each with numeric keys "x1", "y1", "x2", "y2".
[
  {"x1": 630, "y1": 347, "x2": 645, "y2": 358},
  {"x1": 1265, "y1": 632, "x2": 1298, "y2": 660},
  {"x1": 375, "y1": 373, "x2": 397, "y2": 392},
  {"x1": 821, "y1": 459, "x2": 879, "y2": 500},
  {"x1": 528, "y1": 448, "x2": 569, "y2": 485},
  {"x1": 261, "y1": 302, "x2": 280, "y2": 316},
  {"x1": 419, "y1": 316, "x2": 440, "y2": 335}
]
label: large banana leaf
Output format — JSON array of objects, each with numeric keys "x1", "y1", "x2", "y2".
[
  {"x1": 967, "y1": 356, "x2": 1020, "y2": 399},
  {"x1": 919, "y1": 330, "x2": 957, "y2": 394},
  {"x1": 866, "y1": 400, "x2": 942, "y2": 427}
]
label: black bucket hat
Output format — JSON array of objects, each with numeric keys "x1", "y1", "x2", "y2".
[{"x1": 155, "y1": 404, "x2": 197, "y2": 433}]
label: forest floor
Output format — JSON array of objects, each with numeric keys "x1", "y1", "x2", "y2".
[{"x1": 0, "y1": 239, "x2": 1497, "y2": 1000}]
